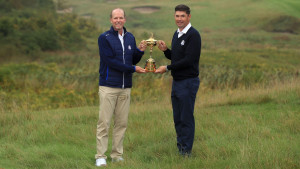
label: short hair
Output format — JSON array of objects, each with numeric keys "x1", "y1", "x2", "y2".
[
  {"x1": 175, "y1": 4, "x2": 190, "y2": 15},
  {"x1": 110, "y1": 8, "x2": 126, "y2": 18}
]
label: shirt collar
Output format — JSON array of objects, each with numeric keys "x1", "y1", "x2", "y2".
[
  {"x1": 119, "y1": 29, "x2": 124, "y2": 37},
  {"x1": 177, "y1": 23, "x2": 191, "y2": 34}
]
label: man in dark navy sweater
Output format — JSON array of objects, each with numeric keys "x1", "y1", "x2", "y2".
[{"x1": 155, "y1": 4, "x2": 201, "y2": 156}]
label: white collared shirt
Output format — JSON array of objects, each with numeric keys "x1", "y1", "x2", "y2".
[
  {"x1": 118, "y1": 29, "x2": 125, "y2": 51},
  {"x1": 177, "y1": 23, "x2": 191, "y2": 38}
]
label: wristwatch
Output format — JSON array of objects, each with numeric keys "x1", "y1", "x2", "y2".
[{"x1": 165, "y1": 65, "x2": 169, "y2": 72}]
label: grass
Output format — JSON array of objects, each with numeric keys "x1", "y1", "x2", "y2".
[
  {"x1": 1, "y1": 0, "x2": 300, "y2": 168},
  {"x1": 0, "y1": 79, "x2": 299, "y2": 169}
]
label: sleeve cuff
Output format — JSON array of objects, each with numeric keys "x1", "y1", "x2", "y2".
[
  {"x1": 136, "y1": 47, "x2": 144, "y2": 53},
  {"x1": 163, "y1": 48, "x2": 170, "y2": 54}
]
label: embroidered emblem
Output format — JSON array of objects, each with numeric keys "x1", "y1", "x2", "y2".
[
  {"x1": 128, "y1": 45, "x2": 132, "y2": 50},
  {"x1": 181, "y1": 40, "x2": 185, "y2": 46}
]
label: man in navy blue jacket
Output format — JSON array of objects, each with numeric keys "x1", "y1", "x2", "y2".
[
  {"x1": 155, "y1": 4, "x2": 201, "y2": 157},
  {"x1": 95, "y1": 8, "x2": 147, "y2": 167}
]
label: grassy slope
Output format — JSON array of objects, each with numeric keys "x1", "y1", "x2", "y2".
[
  {"x1": 0, "y1": 80, "x2": 299, "y2": 169},
  {"x1": 67, "y1": 0, "x2": 300, "y2": 39},
  {"x1": 1, "y1": 0, "x2": 300, "y2": 168},
  {"x1": 65, "y1": 0, "x2": 300, "y2": 69}
]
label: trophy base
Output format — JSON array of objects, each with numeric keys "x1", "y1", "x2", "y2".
[
  {"x1": 145, "y1": 68, "x2": 156, "y2": 72},
  {"x1": 145, "y1": 57, "x2": 156, "y2": 73}
]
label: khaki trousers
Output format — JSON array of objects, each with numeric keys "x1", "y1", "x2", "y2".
[{"x1": 95, "y1": 86, "x2": 131, "y2": 159}]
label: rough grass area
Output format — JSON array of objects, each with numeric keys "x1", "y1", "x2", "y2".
[
  {"x1": 1, "y1": 0, "x2": 300, "y2": 168},
  {"x1": 0, "y1": 80, "x2": 299, "y2": 169}
]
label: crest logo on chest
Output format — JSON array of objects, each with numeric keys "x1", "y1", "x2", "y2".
[{"x1": 181, "y1": 40, "x2": 185, "y2": 46}]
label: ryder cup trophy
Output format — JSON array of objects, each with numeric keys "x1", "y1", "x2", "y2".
[{"x1": 144, "y1": 33, "x2": 158, "y2": 72}]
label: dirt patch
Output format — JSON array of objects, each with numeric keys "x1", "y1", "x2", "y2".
[
  {"x1": 81, "y1": 13, "x2": 93, "y2": 19},
  {"x1": 56, "y1": 7, "x2": 73, "y2": 14},
  {"x1": 263, "y1": 15, "x2": 300, "y2": 34},
  {"x1": 106, "y1": 0, "x2": 117, "y2": 3},
  {"x1": 132, "y1": 6, "x2": 160, "y2": 14}
]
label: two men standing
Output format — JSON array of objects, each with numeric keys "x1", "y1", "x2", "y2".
[{"x1": 96, "y1": 4, "x2": 201, "y2": 167}]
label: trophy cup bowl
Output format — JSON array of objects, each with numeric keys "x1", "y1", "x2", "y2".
[
  {"x1": 144, "y1": 34, "x2": 158, "y2": 72},
  {"x1": 145, "y1": 57, "x2": 156, "y2": 72}
]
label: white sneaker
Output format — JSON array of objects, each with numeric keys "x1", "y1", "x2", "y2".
[
  {"x1": 112, "y1": 157, "x2": 124, "y2": 162},
  {"x1": 96, "y1": 158, "x2": 107, "y2": 167}
]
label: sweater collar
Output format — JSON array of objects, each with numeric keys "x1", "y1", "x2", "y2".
[
  {"x1": 177, "y1": 23, "x2": 191, "y2": 38},
  {"x1": 110, "y1": 26, "x2": 127, "y2": 36}
]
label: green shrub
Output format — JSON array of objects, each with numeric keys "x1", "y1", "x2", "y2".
[
  {"x1": 0, "y1": 0, "x2": 99, "y2": 56},
  {"x1": 0, "y1": 0, "x2": 12, "y2": 12},
  {"x1": 0, "y1": 17, "x2": 14, "y2": 36},
  {"x1": 58, "y1": 22, "x2": 84, "y2": 49},
  {"x1": 20, "y1": 31, "x2": 42, "y2": 54},
  {"x1": 35, "y1": 29, "x2": 61, "y2": 51}
]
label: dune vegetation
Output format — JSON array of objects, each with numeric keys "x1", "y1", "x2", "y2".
[{"x1": 0, "y1": 0, "x2": 299, "y2": 168}]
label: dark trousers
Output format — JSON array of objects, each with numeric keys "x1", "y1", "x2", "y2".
[{"x1": 171, "y1": 77, "x2": 200, "y2": 154}]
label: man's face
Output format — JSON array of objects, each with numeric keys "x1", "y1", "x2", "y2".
[
  {"x1": 174, "y1": 11, "x2": 191, "y2": 31},
  {"x1": 110, "y1": 9, "x2": 126, "y2": 31}
]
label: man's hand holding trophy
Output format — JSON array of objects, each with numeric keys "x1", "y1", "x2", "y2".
[{"x1": 139, "y1": 33, "x2": 168, "y2": 74}]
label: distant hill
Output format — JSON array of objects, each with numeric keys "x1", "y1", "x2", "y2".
[{"x1": 64, "y1": 0, "x2": 300, "y2": 40}]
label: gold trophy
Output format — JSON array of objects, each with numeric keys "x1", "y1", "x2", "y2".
[{"x1": 144, "y1": 33, "x2": 158, "y2": 72}]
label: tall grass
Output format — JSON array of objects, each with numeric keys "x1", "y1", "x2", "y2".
[
  {"x1": 0, "y1": 79, "x2": 299, "y2": 169},
  {"x1": 1, "y1": 47, "x2": 298, "y2": 112}
]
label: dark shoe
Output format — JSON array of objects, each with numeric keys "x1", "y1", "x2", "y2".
[{"x1": 179, "y1": 150, "x2": 191, "y2": 157}]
